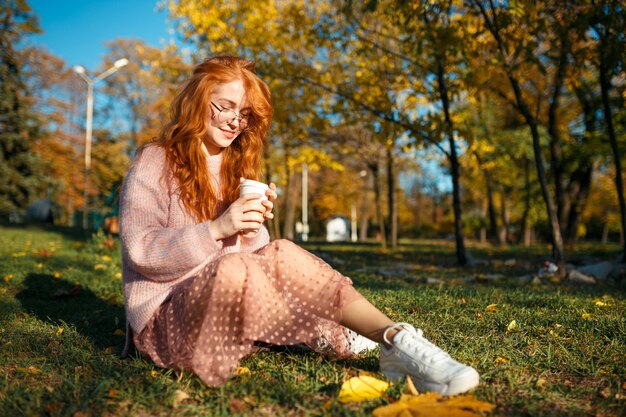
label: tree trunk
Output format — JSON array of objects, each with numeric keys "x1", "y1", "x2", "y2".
[
  {"x1": 436, "y1": 60, "x2": 467, "y2": 265},
  {"x1": 565, "y1": 85, "x2": 599, "y2": 244},
  {"x1": 547, "y1": 28, "x2": 569, "y2": 233},
  {"x1": 369, "y1": 161, "x2": 386, "y2": 248},
  {"x1": 599, "y1": 59, "x2": 626, "y2": 262},
  {"x1": 528, "y1": 116, "x2": 566, "y2": 271},
  {"x1": 518, "y1": 158, "x2": 532, "y2": 247},
  {"x1": 474, "y1": 151, "x2": 500, "y2": 244},
  {"x1": 601, "y1": 221, "x2": 609, "y2": 244},
  {"x1": 499, "y1": 190, "x2": 511, "y2": 244},
  {"x1": 282, "y1": 164, "x2": 297, "y2": 240},
  {"x1": 486, "y1": 174, "x2": 500, "y2": 244},
  {"x1": 564, "y1": 165, "x2": 593, "y2": 243},
  {"x1": 386, "y1": 146, "x2": 398, "y2": 248},
  {"x1": 480, "y1": 198, "x2": 487, "y2": 243},
  {"x1": 474, "y1": 0, "x2": 566, "y2": 274},
  {"x1": 359, "y1": 192, "x2": 368, "y2": 242}
]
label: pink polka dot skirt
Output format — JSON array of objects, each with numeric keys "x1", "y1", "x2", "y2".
[{"x1": 133, "y1": 239, "x2": 364, "y2": 386}]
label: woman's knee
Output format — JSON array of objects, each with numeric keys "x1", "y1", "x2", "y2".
[
  {"x1": 213, "y1": 254, "x2": 249, "y2": 295},
  {"x1": 268, "y1": 239, "x2": 302, "y2": 254}
]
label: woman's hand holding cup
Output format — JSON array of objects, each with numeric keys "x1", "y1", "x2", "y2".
[{"x1": 238, "y1": 178, "x2": 277, "y2": 236}]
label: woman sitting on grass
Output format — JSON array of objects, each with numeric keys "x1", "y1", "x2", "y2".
[{"x1": 119, "y1": 56, "x2": 479, "y2": 396}]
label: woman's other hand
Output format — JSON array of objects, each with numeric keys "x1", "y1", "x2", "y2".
[{"x1": 262, "y1": 182, "x2": 277, "y2": 220}]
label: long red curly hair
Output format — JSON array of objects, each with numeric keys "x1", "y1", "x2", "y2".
[{"x1": 154, "y1": 56, "x2": 273, "y2": 222}]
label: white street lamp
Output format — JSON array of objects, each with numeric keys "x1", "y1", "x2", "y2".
[
  {"x1": 301, "y1": 162, "x2": 309, "y2": 242},
  {"x1": 351, "y1": 170, "x2": 367, "y2": 242},
  {"x1": 73, "y1": 58, "x2": 128, "y2": 229}
]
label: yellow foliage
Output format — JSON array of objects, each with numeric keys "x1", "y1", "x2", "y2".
[
  {"x1": 506, "y1": 320, "x2": 518, "y2": 332},
  {"x1": 235, "y1": 366, "x2": 251, "y2": 376},
  {"x1": 286, "y1": 147, "x2": 344, "y2": 172},
  {"x1": 373, "y1": 392, "x2": 495, "y2": 417},
  {"x1": 337, "y1": 375, "x2": 390, "y2": 403}
]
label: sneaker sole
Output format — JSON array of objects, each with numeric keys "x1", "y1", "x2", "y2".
[{"x1": 381, "y1": 367, "x2": 480, "y2": 396}]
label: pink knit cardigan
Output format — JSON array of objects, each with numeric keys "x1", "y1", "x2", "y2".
[{"x1": 119, "y1": 144, "x2": 270, "y2": 336}]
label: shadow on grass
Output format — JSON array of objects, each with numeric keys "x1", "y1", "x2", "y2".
[{"x1": 15, "y1": 273, "x2": 125, "y2": 350}]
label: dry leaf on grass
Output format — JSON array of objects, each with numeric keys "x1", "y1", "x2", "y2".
[
  {"x1": 17, "y1": 365, "x2": 41, "y2": 375},
  {"x1": 485, "y1": 304, "x2": 499, "y2": 312},
  {"x1": 337, "y1": 375, "x2": 390, "y2": 403},
  {"x1": 372, "y1": 392, "x2": 495, "y2": 417},
  {"x1": 172, "y1": 389, "x2": 190, "y2": 409},
  {"x1": 235, "y1": 366, "x2": 251, "y2": 376}
]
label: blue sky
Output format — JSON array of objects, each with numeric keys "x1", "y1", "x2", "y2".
[{"x1": 28, "y1": 0, "x2": 175, "y2": 70}]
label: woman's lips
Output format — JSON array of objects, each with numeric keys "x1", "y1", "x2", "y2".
[{"x1": 221, "y1": 128, "x2": 237, "y2": 139}]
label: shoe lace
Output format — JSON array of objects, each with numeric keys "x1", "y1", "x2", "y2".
[
  {"x1": 411, "y1": 329, "x2": 450, "y2": 364},
  {"x1": 386, "y1": 322, "x2": 451, "y2": 364}
]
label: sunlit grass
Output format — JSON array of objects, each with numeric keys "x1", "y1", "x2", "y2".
[{"x1": 1, "y1": 225, "x2": 624, "y2": 416}]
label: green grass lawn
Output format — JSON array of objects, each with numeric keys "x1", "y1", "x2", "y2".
[{"x1": 1, "y1": 225, "x2": 624, "y2": 416}]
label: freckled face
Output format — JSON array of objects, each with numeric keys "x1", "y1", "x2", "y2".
[{"x1": 203, "y1": 80, "x2": 250, "y2": 156}]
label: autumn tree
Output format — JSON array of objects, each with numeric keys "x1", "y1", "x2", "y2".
[
  {"x1": 587, "y1": 0, "x2": 626, "y2": 260},
  {"x1": 466, "y1": 0, "x2": 571, "y2": 272},
  {"x1": 167, "y1": 0, "x2": 342, "y2": 240},
  {"x1": 324, "y1": 124, "x2": 388, "y2": 243},
  {"x1": 308, "y1": 0, "x2": 474, "y2": 261},
  {"x1": 0, "y1": 0, "x2": 47, "y2": 214},
  {"x1": 101, "y1": 39, "x2": 189, "y2": 150},
  {"x1": 22, "y1": 46, "x2": 86, "y2": 224},
  {"x1": 461, "y1": 94, "x2": 539, "y2": 245}
]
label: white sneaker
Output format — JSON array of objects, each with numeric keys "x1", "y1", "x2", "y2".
[
  {"x1": 346, "y1": 328, "x2": 378, "y2": 354},
  {"x1": 379, "y1": 322, "x2": 479, "y2": 396}
]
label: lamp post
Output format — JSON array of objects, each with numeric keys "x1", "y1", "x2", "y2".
[
  {"x1": 301, "y1": 162, "x2": 309, "y2": 242},
  {"x1": 350, "y1": 170, "x2": 368, "y2": 242},
  {"x1": 73, "y1": 58, "x2": 128, "y2": 229}
]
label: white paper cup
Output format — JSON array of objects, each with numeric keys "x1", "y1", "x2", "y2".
[{"x1": 239, "y1": 179, "x2": 269, "y2": 202}]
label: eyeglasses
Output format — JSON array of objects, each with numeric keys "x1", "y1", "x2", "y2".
[{"x1": 211, "y1": 101, "x2": 251, "y2": 127}]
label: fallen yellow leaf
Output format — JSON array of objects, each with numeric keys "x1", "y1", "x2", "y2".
[
  {"x1": 581, "y1": 313, "x2": 592, "y2": 320},
  {"x1": 485, "y1": 304, "x2": 499, "y2": 312},
  {"x1": 56, "y1": 327, "x2": 64, "y2": 336},
  {"x1": 495, "y1": 356, "x2": 509, "y2": 364},
  {"x1": 373, "y1": 392, "x2": 495, "y2": 417},
  {"x1": 235, "y1": 366, "x2": 251, "y2": 376},
  {"x1": 94, "y1": 264, "x2": 106, "y2": 271},
  {"x1": 113, "y1": 329, "x2": 125, "y2": 336},
  {"x1": 406, "y1": 375, "x2": 419, "y2": 396},
  {"x1": 338, "y1": 375, "x2": 390, "y2": 403},
  {"x1": 17, "y1": 366, "x2": 41, "y2": 375},
  {"x1": 3, "y1": 274, "x2": 13, "y2": 282},
  {"x1": 172, "y1": 389, "x2": 190, "y2": 409},
  {"x1": 506, "y1": 320, "x2": 518, "y2": 332}
]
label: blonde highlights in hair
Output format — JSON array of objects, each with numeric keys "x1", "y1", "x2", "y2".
[{"x1": 155, "y1": 56, "x2": 272, "y2": 221}]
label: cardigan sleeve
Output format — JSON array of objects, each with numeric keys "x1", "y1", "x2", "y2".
[
  {"x1": 240, "y1": 225, "x2": 271, "y2": 252},
  {"x1": 119, "y1": 146, "x2": 222, "y2": 282}
]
